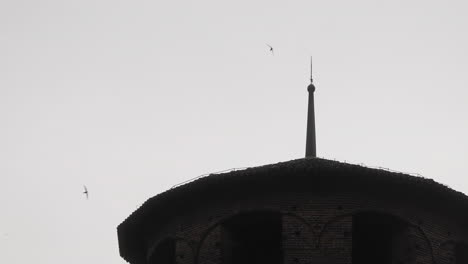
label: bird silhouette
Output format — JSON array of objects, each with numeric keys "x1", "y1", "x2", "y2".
[
  {"x1": 266, "y1": 44, "x2": 274, "y2": 55},
  {"x1": 83, "y1": 185, "x2": 89, "y2": 199}
]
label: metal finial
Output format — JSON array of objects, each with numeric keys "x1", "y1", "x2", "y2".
[
  {"x1": 306, "y1": 55, "x2": 316, "y2": 157},
  {"x1": 310, "y1": 56, "x2": 313, "y2": 83}
]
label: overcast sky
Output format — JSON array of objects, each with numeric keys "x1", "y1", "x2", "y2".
[{"x1": 1, "y1": 0, "x2": 468, "y2": 263}]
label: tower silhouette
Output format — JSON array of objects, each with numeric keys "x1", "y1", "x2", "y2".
[{"x1": 117, "y1": 64, "x2": 468, "y2": 264}]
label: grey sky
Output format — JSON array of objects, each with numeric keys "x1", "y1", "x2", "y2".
[{"x1": 1, "y1": 0, "x2": 468, "y2": 263}]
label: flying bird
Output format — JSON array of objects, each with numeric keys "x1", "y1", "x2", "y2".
[
  {"x1": 266, "y1": 44, "x2": 274, "y2": 55},
  {"x1": 83, "y1": 185, "x2": 89, "y2": 199}
]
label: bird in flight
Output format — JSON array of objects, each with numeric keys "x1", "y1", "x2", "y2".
[
  {"x1": 266, "y1": 44, "x2": 274, "y2": 55},
  {"x1": 83, "y1": 185, "x2": 89, "y2": 199}
]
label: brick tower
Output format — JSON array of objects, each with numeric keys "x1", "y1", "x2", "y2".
[{"x1": 117, "y1": 65, "x2": 468, "y2": 264}]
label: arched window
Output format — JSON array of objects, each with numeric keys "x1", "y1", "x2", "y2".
[
  {"x1": 352, "y1": 212, "x2": 409, "y2": 264},
  {"x1": 221, "y1": 211, "x2": 283, "y2": 264},
  {"x1": 147, "y1": 238, "x2": 175, "y2": 264}
]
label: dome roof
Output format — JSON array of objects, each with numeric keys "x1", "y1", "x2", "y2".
[{"x1": 117, "y1": 158, "x2": 468, "y2": 263}]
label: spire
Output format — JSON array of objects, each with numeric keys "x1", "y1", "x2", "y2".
[{"x1": 305, "y1": 57, "x2": 316, "y2": 157}]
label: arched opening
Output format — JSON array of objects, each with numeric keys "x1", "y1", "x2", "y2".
[
  {"x1": 147, "y1": 238, "x2": 176, "y2": 264},
  {"x1": 456, "y1": 243, "x2": 468, "y2": 264},
  {"x1": 221, "y1": 211, "x2": 283, "y2": 264},
  {"x1": 352, "y1": 212, "x2": 409, "y2": 264}
]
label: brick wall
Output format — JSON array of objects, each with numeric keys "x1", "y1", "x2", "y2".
[{"x1": 145, "y1": 190, "x2": 467, "y2": 264}]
